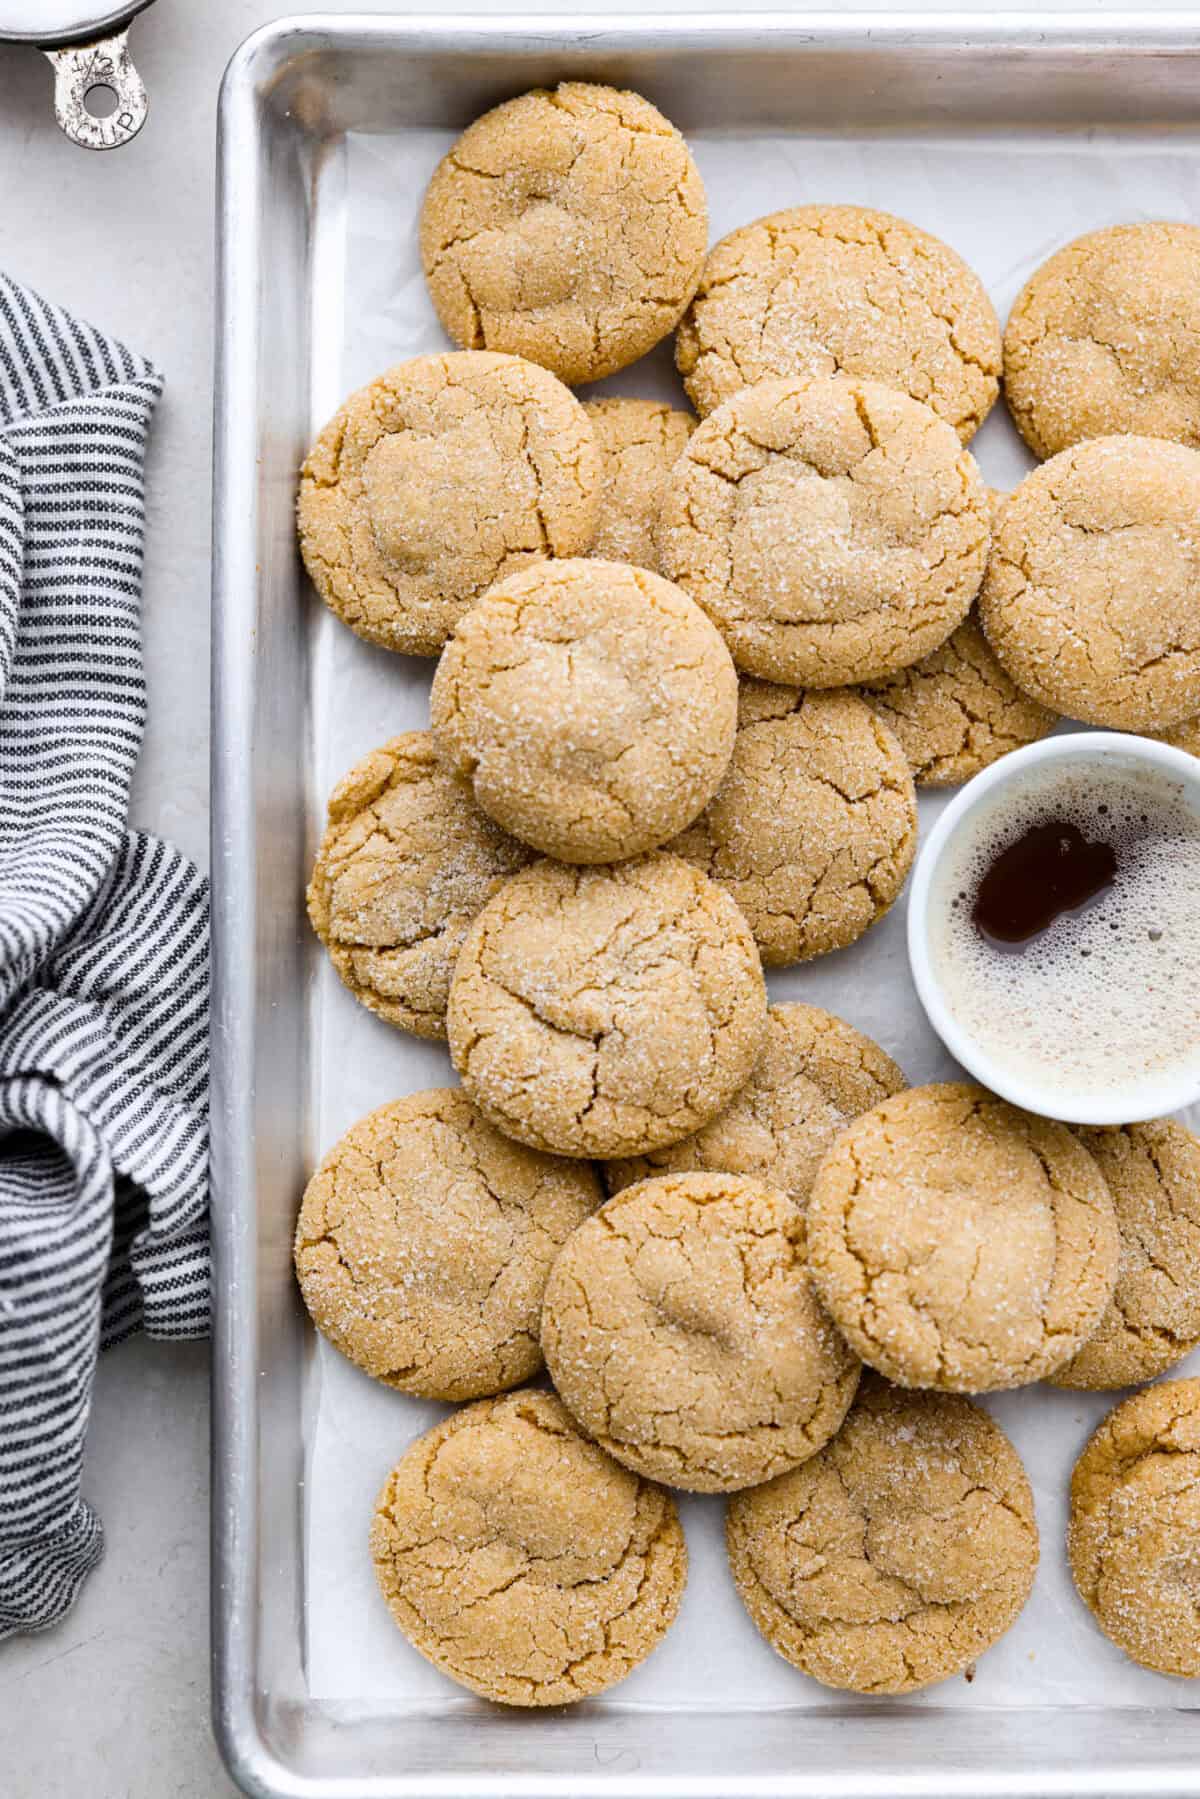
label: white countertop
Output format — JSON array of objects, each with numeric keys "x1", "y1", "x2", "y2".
[{"x1": 0, "y1": 1, "x2": 1181, "y2": 1793}]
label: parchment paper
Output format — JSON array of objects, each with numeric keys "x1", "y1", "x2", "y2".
[{"x1": 302, "y1": 123, "x2": 1200, "y2": 1711}]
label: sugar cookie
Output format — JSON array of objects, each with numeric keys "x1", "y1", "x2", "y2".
[
  {"x1": 298, "y1": 351, "x2": 598, "y2": 654},
  {"x1": 583, "y1": 397, "x2": 696, "y2": 570},
  {"x1": 726, "y1": 1378, "x2": 1039, "y2": 1694},
  {"x1": 421, "y1": 83, "x2": 707, "y2": 385},
  {"x1": 1156, "y1": 714, "x2": 1200, "y2": 757},
  {"x1": 370, "y1": 1390, "x2": 687, "y2": 1704},
  {"x1": 1051, "y1": 1119, "x2": 1200, "y2": 1390},
  {"x1": 857, "y1": 609, "x2": 1057, "y2": 786},
  {"x1": 542, "y1": 1172, "x2": 860, "y2": 1491},
  {"x1": 1005, "y1": 222, "x2": 1200, "y2": 459},
  {"x1": 806, "y1": 1082, "x2": 1119, "y2": 1391},
  {"x1": 657, "y1": 374, "x2": 990, "y2": 686},
  {"x1": 307, "y1": 732, "x2": 531, "y2": 1039},
  {"x1": 430, "y1": 558, "x2": 737, "y2": 864},
  {"x1": 294, "y1": 1090, "x2": 601, "y2": 1401},
  {"x1": 446, "y1": 853, "x2": 768, "y2": 1158},
  {"x1": 666, "y1": 682, "x2": 917, "y2": 964},
  {"x1": 676, "y1": 204, "x2": 1000, "y2": 439},
  {"x1": 979, "y1": 436, "x2": 1200, "y2": 731},
  {"x1": 1068, "y1": 1378, "x2": 1200, "y2": 1677}
]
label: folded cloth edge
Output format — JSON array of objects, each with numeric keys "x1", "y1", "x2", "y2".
[{"x1": 0, "y1": 272, "x2": 211, "y2": 1640}]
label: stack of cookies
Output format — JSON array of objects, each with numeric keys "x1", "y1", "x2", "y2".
[{"x1": 293, "y1": 80, "x2": 1200, "y2": 1709}]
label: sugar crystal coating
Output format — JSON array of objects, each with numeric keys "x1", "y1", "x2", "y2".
[
  {"x1": 298, "y1": 350, "x2": 598, "y2": 655},
  {"x1": 446, "y1": 853, "x2": 768, "y2": 1159},
  {"x1": 371, "y1": 1390, "x2": 687, "y2": 1704},
  {"x1": 1068, "y1": 1378, "x2": 1200, "y2": 1677},
  {"x1": 806, "y1": 1082, "x2": 1119, "y2": 1391},
  {"x1": 542, "y1": 1171, "x2": 861, "y2": 1491},
  {"x1": 421, "y1": 83, "x2": 707, "y2": 385},
  {"x1": 677, "y1": 204, "x2": 1000, "y2": 439},
  {"x1": 726, "y1": 1378, "x2": 1039, "y2": 1694}
]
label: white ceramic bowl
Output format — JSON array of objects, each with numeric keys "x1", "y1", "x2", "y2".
[{"x1": 907, "y1": 730, "x2": 1200, "y2": 1124}]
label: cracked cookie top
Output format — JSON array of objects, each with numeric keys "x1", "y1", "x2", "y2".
[
  {"x1": 665, "y1": 683, "x2": 918, "y2": 965},
  {"x1": 297, "y1": 351, "x2": 598, "y2": 655},
  {"x1": 1005, "y1": 222, "x2": 1200, "y2": 460},
  {"x1": 541, "y1": 1171, "x2": 861, "y2": 1491},
  {"x1": 420, "y1": 83, "x2": 708, "y2": 386},
  {"x1": 675, "y1": 204, "x2": 1001, "y2": 439},
  {"x1": 370, "y1": 1388, "x2": 687, "y2": 1705},
  {"x1": 656, "y1": 374, "x2": 991, "y2": 687},
  {"x1": 806, "y1": 1082, "x2": 1120, "y2": 1392},
  {"x1": 1068, "y1": 1378, "x2": 1200, "y2": 1676},
  {"x1": 445, "y1": 853, "x2": 768, "y2": 1159},
  {"x1": 307, "y1": 732, "x2": 532, "y2": 1040},
  {"x1": 1051, "y1": 1119, "x2": 1200, "y2": 1391},
  {"x1": 605, "y1": 1002, "x2": 906, "y2": 1207},
  {"x1": 856, "y1": 607, "x2": 1057, "y2": 787},
  {"x1": 1159, "y1": 713, "x2": 1200, "y2": 756},
  {"x1": 583, "y1": 397, "x2": 696, "y2": 571},
  {"x1": 726, "y1": 1377, "x2": 1039, "y2": 1694},
  {"x1": 979, "y1": 435, "x2": 1200, "y2": 731},
  {"x1": 294, "y1": 1089, "x2": 601, "y2": 1402},
  {"x1": 430, "y1": 558, "x2": 738, "y2": 864}
]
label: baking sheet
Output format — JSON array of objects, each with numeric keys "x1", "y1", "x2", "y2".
[{"x1": 302, "y1": 123, "x2": 1200, "y2": 1712}]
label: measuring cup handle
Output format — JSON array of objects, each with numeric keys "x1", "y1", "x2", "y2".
[{"x1": 44, "y1": 26, "x2": 148, "y2": 151}]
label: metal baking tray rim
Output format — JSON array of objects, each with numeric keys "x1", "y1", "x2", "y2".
[{"x1": 211, "y1": 12, "x2": 1200, "y2": 1798}]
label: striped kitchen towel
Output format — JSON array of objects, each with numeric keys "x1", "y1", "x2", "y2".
[{"x1": 0, "y1": 275, "x2": 210, "y2": 1638}]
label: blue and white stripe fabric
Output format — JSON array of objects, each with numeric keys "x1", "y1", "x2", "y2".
[{"x1": 0, "y1": 275, "x2": 209, "y2": 1639}]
